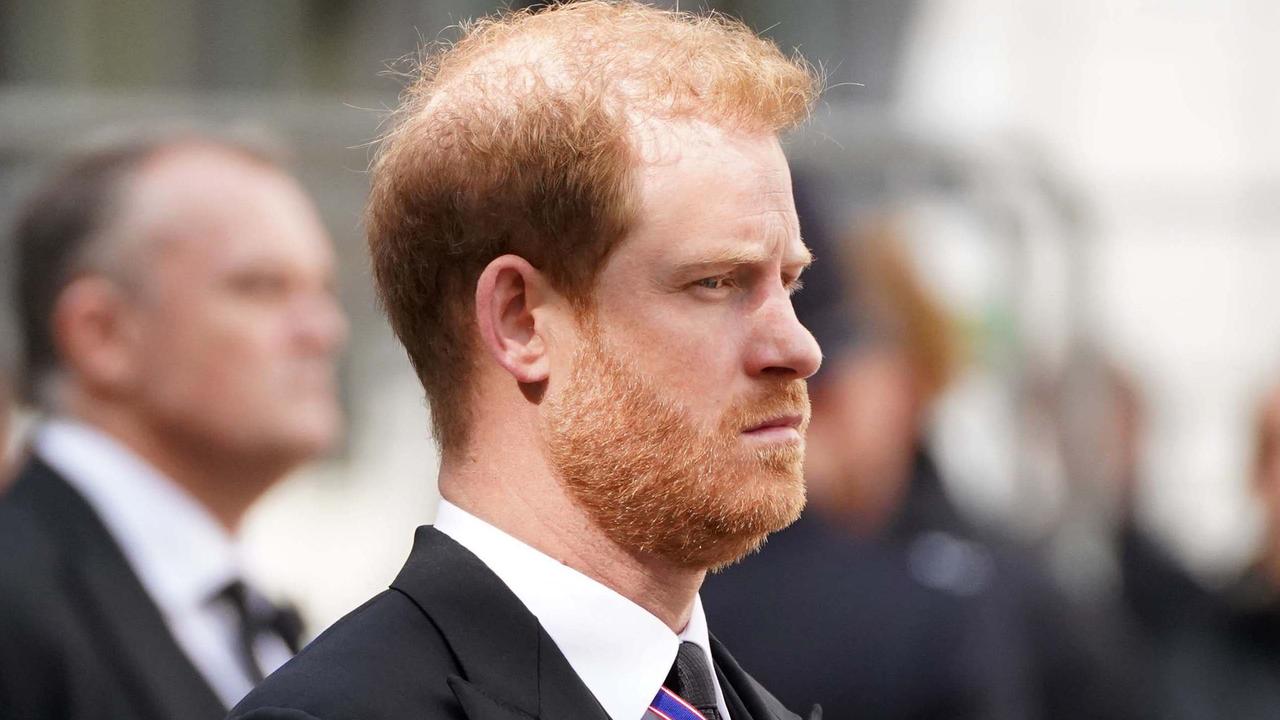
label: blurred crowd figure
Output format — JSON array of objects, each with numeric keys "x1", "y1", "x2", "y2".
[
  {"x1": 1031, "y1": 348, "x2": 1210, "y2": 643},
  {"x1": 0, "y1": 371, "x2": 12, "y2": 481},
  {"x1": 0, "y1": 132, "x2": 347, "y2": 720},
  {"x1": 703, "y1": 187, "x2": 1144, "y2": 720},
  {"x1": 1131, "y1": 380, "x2": 1280, "y2": 720},
  {"x1": 704, "y1": 177, "x2": 1280, "y2": 720}
]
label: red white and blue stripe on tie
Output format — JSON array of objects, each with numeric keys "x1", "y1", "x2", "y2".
[{"x1": 645, "y1": 686, "x2": 708, "y2": 720}]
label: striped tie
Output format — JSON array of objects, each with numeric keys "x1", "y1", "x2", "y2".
[
  {"x1": 646, "y1": 642, "x2": 723, "y2": 720},
  {"x1": 647, "y1": 686, "x2": 709, "y2": 720}
]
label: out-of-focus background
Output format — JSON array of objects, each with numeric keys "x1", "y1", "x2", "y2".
[{"x1": 2, "y1": 0, "x2": 1279, "y2": 681}]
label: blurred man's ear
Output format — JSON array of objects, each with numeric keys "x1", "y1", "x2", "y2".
[
  {"x1": 52, "y1": 276, "x2": 144, "y2": 397},
  {"x1": 474, "y1": 254, "x2": 564, "y2": 386}
]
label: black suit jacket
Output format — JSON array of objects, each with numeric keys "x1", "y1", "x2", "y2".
[
  {"x1": 0, "y1": 456, "x2": 227, "y2": 720},
  {"x1": 230, "y1": 525, "x2": 808, "y2": 720}
]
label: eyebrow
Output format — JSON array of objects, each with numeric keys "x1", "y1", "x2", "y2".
[{"x1": 671, "y1": 244, "x2": 814, "y2": 276}]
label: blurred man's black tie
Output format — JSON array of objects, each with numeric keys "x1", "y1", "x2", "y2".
[
  {"x1": 218, "y1": 580, "x2": 303, "y2": 684},
  {"x1": 667, "y1": 641, "x2": 723, "y2": 720}
]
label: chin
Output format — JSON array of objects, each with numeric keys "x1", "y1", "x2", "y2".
[
  {"x1": 290, "y1": 424, "x2": 342, "y2": 459},
  {"x1": 671, "y1": 474, "x2": 807, "y2": 571},
  {"x1": 261, "y1": 411, "x2": 343, "y2": 464}
]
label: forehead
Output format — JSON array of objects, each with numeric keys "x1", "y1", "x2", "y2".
[
  {"x1": 121, "y1": 146, "x2": 333, "y2": 270},
  {"x1": 618, "y1": 121, "x2": 806, "y2": 269}
]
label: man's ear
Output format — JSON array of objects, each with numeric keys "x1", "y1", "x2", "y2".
[
  {"x1": 475, "y1": 255, "x2": 558, "y2": 385},
  {"x1": 52, "y1": 276, "x2": 143, "y2": 397}
]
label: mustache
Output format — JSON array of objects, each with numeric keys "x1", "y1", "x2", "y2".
[{"x1": 722, "y1": 381, "x2": 810, "y2": 433}]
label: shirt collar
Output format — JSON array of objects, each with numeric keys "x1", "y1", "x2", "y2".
[
  {"x1": 434, "y1": 499, "x2": 724, "y2": 720},
  {"x1": 35, "y1": 418, "x2": 242, "y2": 613}
]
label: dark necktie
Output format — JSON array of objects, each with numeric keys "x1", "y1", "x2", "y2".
[
  {"x1": 664, "y1": 641, "x2": 724, "y2": 720},
  {"x1": 218, "y1": 580, "x2": 304, "y2": 684}
]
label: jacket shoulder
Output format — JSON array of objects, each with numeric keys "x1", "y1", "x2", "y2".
[
  {"x1": 0, "y1": 461, "x2": 84, "y2": 655},
  {"x1": 0, "y1": 484, "x2": 133, "y2": 718},
  {"x1": 230, "y1": 588, "x2": 465, "y2": 720},
  {"x1": 0, "y1": 464, "x2": 65, "y2": 572}
]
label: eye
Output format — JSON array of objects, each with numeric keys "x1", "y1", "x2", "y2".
[
  {"x1": 693, "y1": 275, "x2": 737, "y2": 291},
  {"x1": 785, "y1": 277, "x2": 805, "y2": 296},
  {"x1": 228, "y1": 270, "x2": 291, "y2": 299}
]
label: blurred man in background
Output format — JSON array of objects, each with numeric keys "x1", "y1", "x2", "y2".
[
  {"x1": 0, "y1": 133, "x2": 347, "y2": 720},
  {"x1": 1242, "y1": 381, "x2": 1280, "y2": 622},
  {"x1": 704, "y1": 204, "x2": 1143, "y2": 720},
  {"x1": 1139, "y1": 380, "x2": 1280, "y2": 719},
  {"x1": 0, "y1": 371, "x2": 12, "y2": 484}
]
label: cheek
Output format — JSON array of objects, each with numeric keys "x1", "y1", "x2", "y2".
[
  {"x1": 1264, "y1": 463, "x2": 1280, "y2": 508},
  {"x1": 616, "y1": 308, "x2": 745, "y2": 409},
  {"x1": 139, "y1": 315, "x2": 279, "y2": 408}
]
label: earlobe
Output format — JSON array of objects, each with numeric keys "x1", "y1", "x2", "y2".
[{"x1": 475, "y1": 255, "x2": 553, "y2": 385}]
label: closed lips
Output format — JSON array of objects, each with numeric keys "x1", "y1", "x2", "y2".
[{"x1": 742, "y1": 415, "x2": 803, "y2": 433}]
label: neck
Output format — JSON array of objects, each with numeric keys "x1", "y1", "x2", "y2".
[
  {"x1": 440, "y1": 447, "x2": 705, "y2": 632},
  {"x1": 64, "y1": 400, "x2": 283, "y2": 532}
]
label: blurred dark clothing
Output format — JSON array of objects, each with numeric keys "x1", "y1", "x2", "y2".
[
  {"x1": 704, "y1": 449, "x2": 1145, "y2": 720},
  {"x1": 0, "y1": 456, "x2": 225, "y2": 720},
  {"x1": 1118, "y1": 518, "x2": 1215, "y2": 639},
  {"x1": 1144, "y1": 565, "x2": 1280, "y2": 720},
  {"x1": 705, "y1": 500, "x2": 981, "y2": 719}
]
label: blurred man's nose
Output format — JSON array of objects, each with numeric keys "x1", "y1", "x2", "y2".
[
  {"x1": 295, "y1": 291, "x2": 348, "y2": 355},
  {"x1": 746, "y1": 291, "x2": 823, "y2": 380}
]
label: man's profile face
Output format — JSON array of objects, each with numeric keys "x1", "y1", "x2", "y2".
[
  {"x1": 542, "y1": 122, "x2": 821, "y2": 569},
  {"x1": 123, "y1": 148, "x2": 347, "y2": 469}
]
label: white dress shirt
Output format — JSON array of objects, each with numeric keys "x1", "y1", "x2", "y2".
[
  {"x1": 434, "y1": 499, "x2": 732, "y2": 720},
  {"x1": 35, "y1": 419, "x2": 293, "y2": 709}
]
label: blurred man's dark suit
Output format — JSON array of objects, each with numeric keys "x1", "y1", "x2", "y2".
[
  {"x1": 0, "y1": 456, "x2": 225, "y2": 720},
  {"x1": 704, "y1": 449, "x2": 1144, "y2": 720},
  {"x1": 230, "y1": 525, "x2": 804, "y2": 720}
]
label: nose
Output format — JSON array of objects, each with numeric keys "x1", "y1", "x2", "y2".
[
  {"x1": 746, "y1": 290, "x2": 822, "y2": 380},
  {"x1": 295, "y1": 290, "x2": 349, "y2": 356}
]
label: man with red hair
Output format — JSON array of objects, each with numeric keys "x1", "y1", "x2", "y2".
[{"x1": 233, "y1": 2, "x2": 822, "y2": 720}]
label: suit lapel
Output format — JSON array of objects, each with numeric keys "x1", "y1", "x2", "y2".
[
  {"x1": 710, "y1": 634, "x2": 810, "y2": 720},
  {"x1": 447, "y1": 675, "x2": 538, "y2": 720},
  {"x1": 23, "y1": 459, "x2": 226, "y2": 720},
  {"x1": 392, "y1": 528, "x2": 815, "y2": 720},
  {"x1": 717, "y1": 664, "x2": 756, "y2": 720},
  {"x1": 390, "y1": 527, "x2": 610, "y2": 720},
  {"x1": 72, "y1": 548, "x2": 228, "y2": 719}
]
